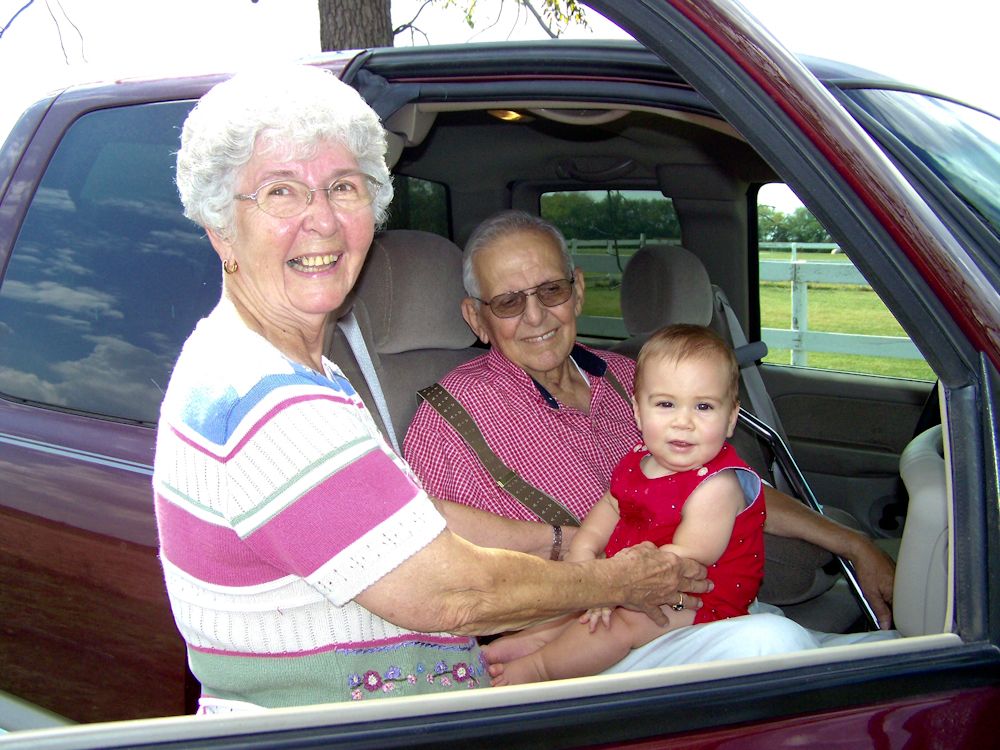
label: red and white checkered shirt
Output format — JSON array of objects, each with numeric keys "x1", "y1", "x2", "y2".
[{"x1": 403, "y1": 344, "x2": 640, "y2": 522}]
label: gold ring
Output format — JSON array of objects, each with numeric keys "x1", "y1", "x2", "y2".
[{"x1": 671, "y1": 593, "x2": 684, "y2": 612}]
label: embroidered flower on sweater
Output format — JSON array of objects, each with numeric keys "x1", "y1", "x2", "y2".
[{"x1": 348, "y1": 658, "x2": 482, "y2": 700}]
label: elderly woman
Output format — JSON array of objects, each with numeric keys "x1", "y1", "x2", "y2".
[{"x1": 153, "y1": 65, "x2": 704, "y2": 712}]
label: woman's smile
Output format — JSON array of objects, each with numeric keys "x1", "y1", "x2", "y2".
[{"x1": 288, "y1": 252, "x2": 341, "y2": 273}]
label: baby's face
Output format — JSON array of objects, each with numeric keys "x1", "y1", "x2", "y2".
[{"x1": 632, "y1": 354, "x2": 738, "y2": 477}]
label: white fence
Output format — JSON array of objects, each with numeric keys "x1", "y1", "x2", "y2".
[{"x1": 570, "y1": 240, "x2": 923, "y2": 364}]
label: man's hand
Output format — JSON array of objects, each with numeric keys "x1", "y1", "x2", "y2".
[
  {"x1": 760, "y1": 487, "x2": 897, "y2": 629},
  {"x1": 846, "y1": 536, "x2": 896, "y2": 629},
  {"x1": 608, "y1": 542, "x2": 711, "y2": 626}
]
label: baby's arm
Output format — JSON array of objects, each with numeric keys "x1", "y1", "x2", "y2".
[
  {"x1": 564, "y1": 491, "x2": 620, "y2": 563},
  {"x1": 565, "y1": 491, "x2": 620, "y2": 630},
  {"x1": 661, "y1": 470, "x2": 745, "y2": 566}
]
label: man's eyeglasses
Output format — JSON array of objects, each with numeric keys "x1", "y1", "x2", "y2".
[
  {"x1": 235, "y1": 172, "x2": 381, "y2": 218},
  {"x1": 477, "y1": 278, "x2": 575, "y2": 318}
]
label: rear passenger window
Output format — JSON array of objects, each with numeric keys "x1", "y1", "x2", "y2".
[
  {"x1": 385, "y1": 175, "x2": 449, "y2": 236},
  {"x1": 541, "y1": 189, "x2": 680, "y2": 340},
  {"x1": 756, "y1": 184, "x2": 933, "y2": 380},
  {"x1": 0, "y1": 102, "x2": 220, "y2": 424}
]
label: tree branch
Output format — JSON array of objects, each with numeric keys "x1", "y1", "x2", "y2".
[
  {"x1": 393, "y1": 0, "x2": 436, "y2": 42},
  {"x1": 0, "y1": 0, "x2": 35, "y2": 39},
  {"x1": 522, "y1": 0, "x2": 557, "y2": 38}
]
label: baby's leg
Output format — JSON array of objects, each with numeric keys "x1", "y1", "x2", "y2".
[
  {"x1": 615, "y1": 605, "x2": 696, "y2": 646},
  {"x1": 492, "y1": 607, "x2": 687, "y2": 686},
  {"x1": 482, "y1": 614, "x2": 576, "y2": 666}
]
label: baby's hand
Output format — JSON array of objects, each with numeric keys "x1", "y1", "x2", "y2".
[{"x1": 580, "y1": 607, "x2": 613, "y2": 632}]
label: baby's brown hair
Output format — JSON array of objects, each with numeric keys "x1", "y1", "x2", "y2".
[{"x1": 634, "y1": 324, "x2": 740, "y2": 408}]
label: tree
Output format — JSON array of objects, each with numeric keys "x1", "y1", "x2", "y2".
[
  {"x1": 317, "y1": 0, "x2": 589, "y2": 51},
  {"x1": 541, "y1": 191, "x2": 680, "y2": 243},
  {"x1": 769, "y1": 207, "x2": 833, "y2": 244},
  {"x1": 320, "y1": 0, "x2": 393, "y2": 50},
  {"x1": 757, "y1": 204, "x2": 784, "y2": 243}
]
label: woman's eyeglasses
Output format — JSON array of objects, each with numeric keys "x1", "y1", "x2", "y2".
[
  {"x1": 235, "y1": 173, "x2": 381, "y2": 218},
  {"x1": 477, "y1": 278, "x2": 575, "y2": 318}
]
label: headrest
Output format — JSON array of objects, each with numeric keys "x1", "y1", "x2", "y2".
[
  {"x1": 619, "y1": 244, "x2": 714, "y2": 335},
  {"x1": 354, "y1": 229, "x2": 476, "y2": 354}
]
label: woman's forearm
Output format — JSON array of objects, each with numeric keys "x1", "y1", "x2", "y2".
[{"x1": 357, "y1": 529, "x2": 708, "y2": 636}]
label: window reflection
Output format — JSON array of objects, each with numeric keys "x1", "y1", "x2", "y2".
[
  {"x1": 0, "y1": 103, "x2": 220, "y2": 424},
  {"x1": 850, "y1": 90, "x2": 1000, "y2": 235}
]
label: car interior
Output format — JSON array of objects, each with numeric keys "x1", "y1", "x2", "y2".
[{"x1": 320, "y1": 85, "x2": 953, "y2": 662}]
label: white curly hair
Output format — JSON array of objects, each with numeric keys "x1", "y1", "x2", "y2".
[{"x1": 176, "y1": 64, "x2": 393, "y2": 239}]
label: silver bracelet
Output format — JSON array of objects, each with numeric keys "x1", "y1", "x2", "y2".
[{"x1": 550, "y1": 525, "x2": 563, "y2": 560}]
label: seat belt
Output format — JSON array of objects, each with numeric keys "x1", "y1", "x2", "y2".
[
  {"x1": 417, "y1": 383, "x2": 580, "y2": 526},
  {"x1": 713, "y1": 286, "x2": 793, "y2": 494},
  {"x1": 337, "y1": 309, "x2": 401, "y2": 455}
]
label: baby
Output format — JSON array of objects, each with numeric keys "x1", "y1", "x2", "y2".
[{"x1": 484, "y1": 323, "x2": 766, "y2": 685}]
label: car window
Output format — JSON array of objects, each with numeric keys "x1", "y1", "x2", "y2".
[
  {"x1": 385, "y1": 174, "x2": 449, "y2": 236},
  {"x1": 756, "y1": 184, "x2": 934, "y2": 380},
  {"x1": 845, "y1": 90, "x2": 1000, "y2": 240},
  {"x1": 0, "y1": 102, "x2": 220, "y2": 425},
  {"x1": 541, "y1": 189, "x2": 680, "y2": 340}
]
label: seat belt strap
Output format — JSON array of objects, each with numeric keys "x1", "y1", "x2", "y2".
[
  {"x1": 714, "y1": 286, "x2": 793, "y2": 493},
  {"x1": 417, "y1": 382, "x2": 580, "y2": 527},
  {"x1": 604, "y1": 369, "x2": 632, "y2": 407},
  {"x1": 337, "y1": 310, "x2": 401, "y2": 455}
]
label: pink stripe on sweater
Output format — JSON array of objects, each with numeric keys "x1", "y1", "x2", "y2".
[
  {"x1": 156, "y1": 494, "x2": 285, "y2": 587},
  {"x1": 156, "y1": 450, "x2": 421, "y2": 586},
  {"x1": 245, "y1": 449, "x2": 421, "y2": 576}
]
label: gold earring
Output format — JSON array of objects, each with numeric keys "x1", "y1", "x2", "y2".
[{"x1": 223, "y1": 258, "x2": 239, "y2": 275}]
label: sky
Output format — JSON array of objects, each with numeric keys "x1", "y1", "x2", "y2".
[{"x1": 1, "y1": 0, "x2": 997, "y2": 158}]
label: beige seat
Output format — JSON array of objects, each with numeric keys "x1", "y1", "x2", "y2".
[
  {"x1": 894, "y1": 425, "x2": 949, "y2": 635},
  {"x1": 327, "y1": 229, "x2": 481, "y2": 446},
  {"x1": 612, "y1": 243, "x2": 790, "y2": 454},
  {"x1": 611, "y1": 244, "x2": 714, "y2": 358}
]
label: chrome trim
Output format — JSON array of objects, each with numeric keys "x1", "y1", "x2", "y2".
[{"x1": 0, "y1": 433, "x2": 152, "y2": 476}]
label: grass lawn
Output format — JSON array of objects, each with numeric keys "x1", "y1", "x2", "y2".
[{"x1": 581, "y1": 266, "x2": 934, "y2": 381}]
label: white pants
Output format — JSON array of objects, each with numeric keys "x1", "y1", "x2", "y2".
[{"x1": 602, "y1": 603, "x2": 899, "y2": 673}]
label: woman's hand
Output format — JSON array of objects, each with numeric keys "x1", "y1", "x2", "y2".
[{"x1": 608, "y1": 542, "x2": 710, "y2": 626}]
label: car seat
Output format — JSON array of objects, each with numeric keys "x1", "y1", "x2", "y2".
[
  {"x1": 894, "y1": 424, "x2": 950, "y2": 635},
  {"x1": 326, "y1": 229, "x2": 481, "y2": 449},
  {"x1": 610, "y1": 243, "x2": 866, "y2": 631},
  {"x1": 611, "y1": 243, "x2": 715, "y2": 359}
]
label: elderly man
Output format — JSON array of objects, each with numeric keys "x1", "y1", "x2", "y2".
[{"x1": 405, "y1": 210, "x2": 896, "y2": 639}]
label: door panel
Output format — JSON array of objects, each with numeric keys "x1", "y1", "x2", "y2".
[{"x1": 761, "y1": 363, "x2": 931, "y2": 537}]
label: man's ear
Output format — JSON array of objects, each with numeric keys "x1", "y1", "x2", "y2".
[
  {"x1": 461, "y1": 297, "x2": 490, "y2": 345},
  {"x1": 572, "y1": 266, "x2": 586, "y2": 317}
]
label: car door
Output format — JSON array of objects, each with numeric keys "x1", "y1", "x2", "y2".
[{"x1": 0, "y1": 97, "x2": 216, "y2": 723}]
